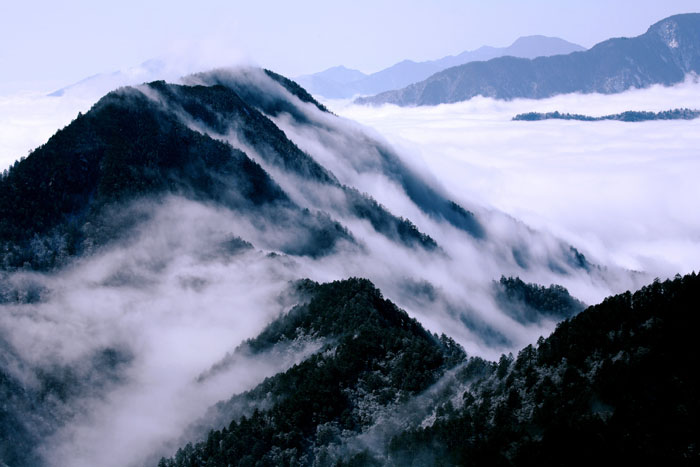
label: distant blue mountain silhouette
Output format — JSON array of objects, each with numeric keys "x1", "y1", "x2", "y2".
[
  {"x1": 357, "y1": 13, "x2": 700, "y2": 106},
  {"x1": 296, "y1": 36, "x2": 584, "y2": 99}
]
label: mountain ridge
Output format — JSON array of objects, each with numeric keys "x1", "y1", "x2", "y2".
[
  {"x1": 296, "y1": 35, "x2": 585, "y2": 99},
  {"x1": 357, "y1": 13, "x2": 700, "y2": 106},
  {"x1": 159, "y1": 272, "x2": 700, "y2": 466}
]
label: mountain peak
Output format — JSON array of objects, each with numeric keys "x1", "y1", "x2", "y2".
[
  {"x1": 503, "y1": 35, "x2": 586, "y2": 59},
  {"x1": 296, "y1": 36, "x2": 583, "y2": 99},
  {"x1": 648, "y1": 12, "x2": 700, "y2": 50}
]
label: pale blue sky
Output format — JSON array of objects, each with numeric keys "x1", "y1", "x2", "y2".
[{"x1": 1, "y1": 0, "x2": 698, "y2": 93}]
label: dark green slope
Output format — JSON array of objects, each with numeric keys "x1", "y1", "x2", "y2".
[
  {"x1": 263, "y1": 69, "x2": 330, "y2": 114},
  {"x1": 0, "y1": 71, "x2": 440, "y2": 271},
  {"x1": 389, "y1": 272, "x2": 700, "y2": 466},
  {"x1": 0, "y1": 79, "x2": 366, "y2": 270},
  {"x1": 147, "y1": 79, "x2": 338, "y2": 185},
  {"x1": 159, "y1": 278, "x2": 465, "y2": 467},
  {"x1": 147, "y1": 78, "x2": 439, "y2": 251},
  {"x1": 358, "y1": 13, "x2": 700, "y2": 105},
  {"x1": 161, "y1": 273, "x2": 700, "y2": 466},
  {"x1": 495, "y1": 276, "x2": 586, "y2": 324},
  {"x1": 190, "y1": 69, "x2": 482, "y2": 241},
  {"x1": 0, "y1": 88, "x2": 288, "y2": 270},
  {"x1": 0, "y1": 88, "x2": 284, "y2": 235}
]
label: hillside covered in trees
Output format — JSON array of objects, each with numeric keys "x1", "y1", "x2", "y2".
[
  {"x1": 160, "y1": 273, "x2": 700, "y2": 466},
  {"x1": 513, "y1": 107, "x2": 700, "y2": 122}
]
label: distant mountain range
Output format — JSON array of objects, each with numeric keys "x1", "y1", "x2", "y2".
[
  {"x1": 357, "y1": 13, "x2": 700, "y2": 106},
  {"x1": 296, "y1": 36, "x2": 585, "y2": 99},
  {"x1": 47, "y1": 36, "x2": 582, "y2": 102},
  {"x1": 48, "y1": 59, "x2": 176, "y2": 98}
]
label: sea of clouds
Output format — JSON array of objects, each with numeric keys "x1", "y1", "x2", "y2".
[{"x1": 334, "y1": 77, "x2": 700, "y2": 278}]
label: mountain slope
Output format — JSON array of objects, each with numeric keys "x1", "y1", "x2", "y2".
[
  {"x1": 495, "y1": 276, "x2": 586, "y2": 324},
  {"x1": 389, "y1": 272, "x2": 700, "y2": 466},
  {"x1": 159, "y1": 273, "x2": 700, "y2": 466},
  {"x1": 0, "y1": 70, "x2": 447, "y2": 270},
  {"x1": 0, "y1": 84, "x2": 350, "y2": 269},
  {"x1": 357, "y1": 13, "x2": 700, "y2": 106},
  {"x1": 296, "y1": 36, "x2": 584, "y2": 99},
  {"x1": 158, "y1": 277, "x2": 466, "y2": 466}
]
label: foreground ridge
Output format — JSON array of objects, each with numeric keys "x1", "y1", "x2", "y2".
[{"x1": 161, "y1": 273, "x2": 700, "y2": 466}]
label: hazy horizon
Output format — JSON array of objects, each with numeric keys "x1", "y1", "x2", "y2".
[{"x1": 1, "y1": 1, "x2": 698, "y2": 95}]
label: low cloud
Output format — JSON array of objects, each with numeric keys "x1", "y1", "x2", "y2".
[
  {"x1": 0, "y1": 92, "x2": 95, "y2": 171},
  {"x1": 334, "y1": 77, "x2": 700, "y2": 278}
]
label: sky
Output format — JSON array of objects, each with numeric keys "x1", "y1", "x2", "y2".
[{"x1": 1, "y1": 0, "x2": 698, "y2": 94}]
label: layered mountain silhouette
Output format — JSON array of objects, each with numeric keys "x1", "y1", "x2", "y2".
[
  {"x1": 357, "y1": 13, "x2": 700, "y2": 106},
  {"x1": 296, "y1": 36, "x2": 584, "y2": 99},
  {"x1": 0, "y1": 68, "x2": 663, "y2": 466}
]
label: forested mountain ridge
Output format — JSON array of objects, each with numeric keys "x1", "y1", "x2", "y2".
[
  {"x1": 495, "y1": 276, "x2": 586, "y2": 324},
  {"x1": 159, "y1": 272, "x2": 700, "y2": 466},
  {"x1": 158, "y1": 278, "x2": 465, "y2": 466},
  {"x1": 357, "y1": 13, "x2": 700, "y2": 106},
  {"x1": 389, "y1": 272, "x2": 700, "y2": 466},
  {"x1": 0, "y1": 71, "x2": 438, "y2": 270},
  {"x1": 0, "y1": 67, "x2": 599, "y2": 282}
]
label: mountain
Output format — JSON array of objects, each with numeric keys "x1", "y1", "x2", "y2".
[
  {"x1": 157, "y1": 277, "x2": 465, "y2": 466},
  {"x1": 296, "y1": 36, "x2": 585, "y2": 99},
  {"x1": 48, "y1": 59, "x2": 176, "y2": 98},
  {"x1": 160, "y1": 272, "x2": 700, "y2": 466},
  {"x1": 0, "y1": 70, "x2": 439, "y2": 270},
  {"x1": 294, "y1": 66, "x2": 368, "y2": 99},
  {"x1": 357, "y1": 13, "x2": 700, "y2": 106},
  {"x1": 501, "y1": 35, "x2": 587, "y2": 58},
  {"x1": 0, "y1": 68, "x2": 642, "y2": 466}
]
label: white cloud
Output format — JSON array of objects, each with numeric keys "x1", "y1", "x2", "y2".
[
  {"x1": 334, "y1": 78, "x2": 700, "y2": 277},
  {"x1": 0, "y1": 92, "x2": 95, "y2": 171}
]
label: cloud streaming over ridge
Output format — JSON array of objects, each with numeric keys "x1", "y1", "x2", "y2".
[{"x1": 337, "y1": 77, "x2": 700, "y2": 277}]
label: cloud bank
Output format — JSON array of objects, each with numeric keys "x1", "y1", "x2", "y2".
[{"x1": 335, "y1": 77, "x2": 700, "y2": 278}]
